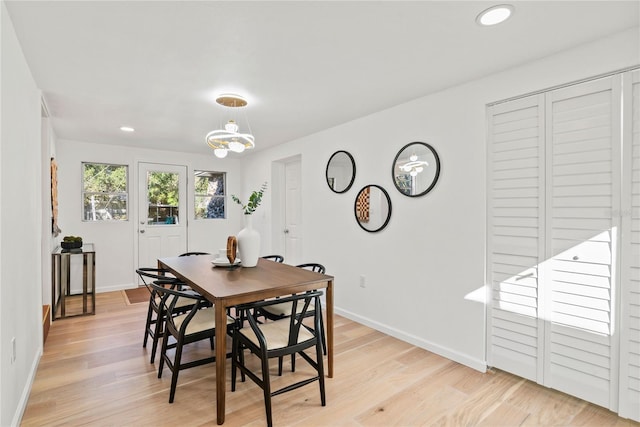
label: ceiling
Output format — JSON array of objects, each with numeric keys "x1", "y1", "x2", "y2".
[{"x1": 5, "y1": 1, "x2": 639, "y2": 156}]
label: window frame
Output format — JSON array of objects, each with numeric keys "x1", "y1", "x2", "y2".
[
  {"x1": 194, "y1": 170, "x2": 226, "y2": 220},
  {"x1": 81, "y1": 162, "x2": 129, "y2": 222}
]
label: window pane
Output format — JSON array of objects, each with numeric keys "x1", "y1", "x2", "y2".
[
  {"x1": 146, "y1": 171, "x2": 179, "y2": 225},
  {"x1": 83, "y1": 163, "x2": 127, "y2": 193},
  {"x1": 83, "y1": 193, "x2": 128, "y2": 221},
  {"x1": 194, "y1": 171, "x2": 225, "y2": 219},
  {"x1": 82, "y1": 163, "x2": 128, "y2": 221}
]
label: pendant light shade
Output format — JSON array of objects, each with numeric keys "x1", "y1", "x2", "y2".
[{"x1": 206, "y1": 94, "x2": 255, "y2": 158}]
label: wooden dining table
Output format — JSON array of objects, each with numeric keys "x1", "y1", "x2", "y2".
[{"x1": 157, "y1": 255, "x2": 334, "y2": 425}]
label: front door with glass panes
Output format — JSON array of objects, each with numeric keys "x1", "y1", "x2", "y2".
[{"x1": 137, "y1": 163, "x2": 187, "y2": 270}]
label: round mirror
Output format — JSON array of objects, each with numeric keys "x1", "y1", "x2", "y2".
[
  {"x1": 354, "y1": 185, "x2": 392, "y2": 232},
  {"x1": 392, "y1": 142, "x2": 440, "y2": 197},
  {"x1": 326, "y1": 150, "x2": 356, "y2": 193}
]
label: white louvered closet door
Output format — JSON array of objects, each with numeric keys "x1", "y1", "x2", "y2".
[
  {"x1": 619, "y1": 69, "x2": 640, "y2": 421},
  {"x1": 487, "y1": 94, "x2": 545, "y2": 383},
  {"x1": 487, "y1": 73, "x2": 639, "y2": 416},
  {"x1": 544, "y1": 75, "x2": 621, "y2": 409}
]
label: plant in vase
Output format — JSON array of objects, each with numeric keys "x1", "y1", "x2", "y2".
[
  {"x1": 231, "y1": 182, "x2": 267, "y2": 267},
  {"x1": 61, "y1": 235, "x2": 83, "y2": 250}
]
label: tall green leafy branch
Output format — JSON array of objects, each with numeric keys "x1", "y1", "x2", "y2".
[{"x1": 231, "y1": 182, "x2": 267, "y2": 215}]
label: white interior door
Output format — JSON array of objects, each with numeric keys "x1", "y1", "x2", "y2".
[
  {"x1": 543, "y1": 75, "x2": 620, "y2": 409},
  {"x1": 488, "y1": 74, "x2": 623, "y2": 412},
  {"x1": 137, "y1": 163, "x2": 187, "y2": 269},
  {"x1": 487, "y1": 93, "x2": 545, "y2": 383},
  {"x1": 618, "y1": 69, "x2": 640, "y2": 421},
  {"x1": 284, "y1": 160, "x2": 302, "y2": 265}
]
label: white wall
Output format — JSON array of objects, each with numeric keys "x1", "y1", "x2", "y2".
[
  {"x1": 241, "y1": 28, "x2": 640, "y2": 371},
  {"x1": 0, "y1": 2, "x2": 43, "y2": 425},
  {"x1": 55, "y1": 139, "x2": 245, "y2": 291},
  {"x1": 1, "y1": 14, "x2": 637, "y2": 425}
]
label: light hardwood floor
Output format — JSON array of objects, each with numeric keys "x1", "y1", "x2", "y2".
[{"x1": 22, "y1": 291, "x2": 639, "y2": 426}]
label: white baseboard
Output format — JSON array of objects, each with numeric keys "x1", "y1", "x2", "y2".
[
  {"x1": 96, "y1": 283, "x2": 137, "y2": 293},
  {"x1": 12, "y1": 346, "x2": 42, "y2": 427},
  {"x1": 334, "y1": 306, "x2": 487, "y2": 373}
]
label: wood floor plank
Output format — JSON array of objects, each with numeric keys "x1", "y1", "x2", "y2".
[{"x1": 21, "y1": 290, "x2": 639, "y2": 426}]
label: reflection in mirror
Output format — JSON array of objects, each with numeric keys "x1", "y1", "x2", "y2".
[
  {"x1": 392, "y1": 142, "x2": 440, "y2": 197},
  {"x1": 326, "y1": 151, "x2": 356, "y2": 193},
  {"x1": 354, "y1": 185, "x2": 392, "y2": 232}
]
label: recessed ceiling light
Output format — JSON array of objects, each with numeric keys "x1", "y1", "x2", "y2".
[
  {"x1": 476, "y1": 4, "x2": 514, "y2": 26},
  {"x1": 120, "y1": 126, "x2": 135, "y2": 132}
]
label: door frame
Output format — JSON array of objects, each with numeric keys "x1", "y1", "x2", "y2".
[
  {"x1": 271, "y1": 155, "x2": 302, "y2": 264},
  {"x1": 134, "y1": 161, "x2": 189, "y2": 279}
]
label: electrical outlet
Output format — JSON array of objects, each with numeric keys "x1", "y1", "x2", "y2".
[
  {"x1": 11, "y1": 337, "x2": 16, "y2": 364},
  {"x1": 359, "y1": 275, "x2": 366, "y2": 288}
]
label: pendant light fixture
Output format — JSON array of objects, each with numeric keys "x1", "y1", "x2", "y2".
[
  {"x1": 399, "y1": 153, "x2": 429, "y2": 177},
  {"x1": 206, "y1": 94, "x2": 255, "y2": 158}
]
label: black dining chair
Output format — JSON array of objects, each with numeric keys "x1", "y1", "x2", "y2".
[
  {"x1": 137, "y1": 268, "x2": 194, "y2": 364},
  {"x1": 231, "y1": 291, "x2": 326, "y2": 427},
  {"x1": 138, "y1": 253, "x2": 212, "y2": 363},
  {"x1": 257, "y1": 263, "x2": 328, "y2": 372},
  {"x1": 152, "y1": 282, "x2": 237, "y2": 403}
]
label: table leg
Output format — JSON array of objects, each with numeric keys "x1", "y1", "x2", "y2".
[
  {"x1": 82, "y1": 254, "x2": 88, "y2": 314},
  {"x1": 327, "y1": 279, "x2": 334, "y2": 378},
  {"x1": 51, "y1": 254, "x2": 57, "y2": 320},
  {"x1": 215, "y1": 301, "x2": 227, "y2": 425},
  {"x1": 61, "y1": 254, "x2": 69, "y2": 317},
  {"x1": 90, "y1": 253, "x2": 96, "y2": 315}
]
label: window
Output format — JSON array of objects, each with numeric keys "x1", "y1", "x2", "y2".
[
  {"x1": 82, "y1": 162, "x2": 128, "y2": 221},
  {"x1": 146, "y1": 170, "x2": 180, "y2": 225},
  {"x1": 194, "y1": 171, "x2": 225, "y2": 219}
]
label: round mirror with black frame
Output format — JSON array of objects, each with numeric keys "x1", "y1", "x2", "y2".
[
  {"x1": 326, "y1": 150, "x2": 356, "y2": 193},
  {"x1": 354, "y1": 184, "x2": 392, "y2": 233},
  {"x1": 392, "y1": 142, "x2": 440, "y2": 197}
]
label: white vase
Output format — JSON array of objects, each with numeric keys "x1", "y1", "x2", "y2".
[{"x1": 237, "y1": 214, "x2": 260, "y2": 267}]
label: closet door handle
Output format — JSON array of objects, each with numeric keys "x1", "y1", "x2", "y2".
[{"x1": 572, "y1": 255, "x2": 579, "y2": 261}]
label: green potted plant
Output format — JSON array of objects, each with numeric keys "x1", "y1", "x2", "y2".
[
  {"x1": 61, "y1": 235, "x2": 83, "y2": 250},
  {"x1": 231, "y1": 181, "x2": 267, "y2": 214}
]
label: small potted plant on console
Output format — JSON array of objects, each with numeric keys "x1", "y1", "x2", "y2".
[{"x1": 61, "y1": 235, "x2": 83, "y2": 252}]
